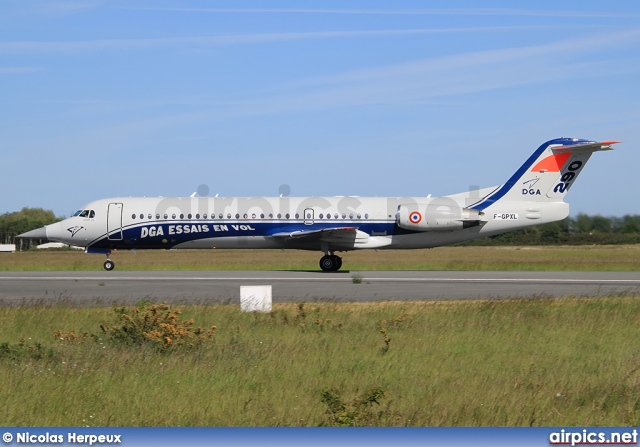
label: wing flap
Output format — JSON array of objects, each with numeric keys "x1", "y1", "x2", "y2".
[
  {"x1": 271, "y1": 226, "x2": 358, "y2": 239},
  {"x1": 270, "y1": 226, "x2": 369, "y2": 250}
]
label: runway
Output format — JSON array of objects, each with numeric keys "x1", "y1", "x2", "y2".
[{"x1": 0, "y1": 271, "x2": 639, "y2": 306}]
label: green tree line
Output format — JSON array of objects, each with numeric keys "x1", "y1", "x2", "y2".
[
  {"x1": 0, "y1": 207, "x2": 62, "y2": 249},
  {"x1": 465, "y1": 213, "x2": 640, "y2": 245}
]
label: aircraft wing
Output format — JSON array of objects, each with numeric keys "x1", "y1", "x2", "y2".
[{"x1": 270, "y1": 226, "x2": 369, "y2": 250}]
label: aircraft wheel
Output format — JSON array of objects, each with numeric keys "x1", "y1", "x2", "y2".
[
  {"x1": 104, "y1": 260, "x2": 115, "y2": 271},
  {"x1": 334, "y1": 256, "x2": 342, "y2": 270},
  {"x1": 320, "y1": 255, "x2": 336, "y2": 272}
]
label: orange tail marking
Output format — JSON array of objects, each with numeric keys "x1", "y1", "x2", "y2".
[{"x1": 531, "y1": 152, "x2": 572, "y2": 172}]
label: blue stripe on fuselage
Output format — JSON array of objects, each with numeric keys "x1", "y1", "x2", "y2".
[{"x1": 89, "y1": 220, "x2": 416, "y2": 250}]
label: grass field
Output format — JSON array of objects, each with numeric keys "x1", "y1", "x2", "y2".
[
  {"x1": 1, "y1": 298, "x2": 640, "y2": 426},
  {"x1": 1, "y1": 244, "x2": 640, "y2": 271}
]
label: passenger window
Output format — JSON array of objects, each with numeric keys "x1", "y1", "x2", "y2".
[
  {"x1": 139, "y1": 214, "x2": 144, "y2": 219},
  {"x1": 132, "y1": 214, "x2": 136, "y2": 219},
  {"x1": 148, "y1": 214, "x2": 152, "y2": 219}
]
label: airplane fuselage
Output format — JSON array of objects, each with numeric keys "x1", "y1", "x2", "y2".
[
  {"x1": 20, "y1": 138, "x2": 616, "y2": 271},
  {"x1": 46, "y1": 194, "x2": 568, "y2": 252}
]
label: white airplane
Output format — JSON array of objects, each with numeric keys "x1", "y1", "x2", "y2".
[{"x1": 19, "y1": 138, "x2": 617, "y2": 271}]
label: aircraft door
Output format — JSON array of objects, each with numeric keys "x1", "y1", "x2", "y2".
[
  {"x1": 304, "y1": 208, "x2": 314, "y2": 225},
  {"x1": 107, "y1": 202, "x2": 123, "y2": 240}
]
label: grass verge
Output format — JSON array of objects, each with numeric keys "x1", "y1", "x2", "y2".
[
  {"x1": 1, "y1": 297, "x2": 640, "y2": 426},
  {"x1": 1, "y1": 245, "x2": 640, "y2": 271}
]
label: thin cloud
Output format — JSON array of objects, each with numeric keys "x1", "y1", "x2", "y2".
[
  {"x1": 20, "y1": 29, "x2": 639, "y2": 117},
  {"x1": 3, "y1": 1, "x2": 103, "y2": 19},
  {"x1": 122, "y1": 7, "x2": 640, "y2": 19},
  {"x1": 222, "y1": 30, "x2": 640, "y2": 116},
  {"x1": 0, "y1": 25, "x2": 594, "y2": 53},
  {"x1": 34, "y1": 2, "x2": 101, "y2": 15},
  {"x1": 0, "y1": 66, "x2": 42, "y2": 74},
  {"x1": 287, "y1": 28, "x2": 640, "y2": 88}
]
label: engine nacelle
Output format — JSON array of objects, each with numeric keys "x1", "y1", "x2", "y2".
[{"x1": 396, "y1": 202, "x2": 483, "y2": 232}]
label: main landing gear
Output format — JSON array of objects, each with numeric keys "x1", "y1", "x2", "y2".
[
  {"x1": 103, "y1": 251, "x2": 115, "y2": 271},
  {"x1": 319, "y1": 254, "x2": 342, "y2": 272}
]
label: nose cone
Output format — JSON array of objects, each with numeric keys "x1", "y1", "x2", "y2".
[{"x1": 18, "y1": 226, "x2": 48, "y2": 240}]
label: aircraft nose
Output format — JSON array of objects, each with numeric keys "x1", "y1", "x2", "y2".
[{"x1": 18, "y1": 226, "x2": 48, "y2": 239}]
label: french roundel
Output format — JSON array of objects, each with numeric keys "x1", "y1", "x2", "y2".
[{"x1": 409, "y1": 211, "x2": 422, "y2": 224}]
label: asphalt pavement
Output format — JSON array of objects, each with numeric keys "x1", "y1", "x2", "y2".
[{"x1": 0, "y1": 270, "x2": 638, "y2": 306}]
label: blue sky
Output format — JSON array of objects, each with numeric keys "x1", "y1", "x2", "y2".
[{"x1": 1, "y1": 0, "x2": 639, "y2": 217}]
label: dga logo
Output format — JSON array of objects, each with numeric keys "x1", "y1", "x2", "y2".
[
  {"x1": 522, "y1": 178, "x2": 541, "y2": 195},
  {"x1": 409, "y1": 211, "x2": 422, "y2": 224},
  {"x1": 67, "y1": 226, "x2": 84, "y2": 237}
]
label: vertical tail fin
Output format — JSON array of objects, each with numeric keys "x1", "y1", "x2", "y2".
[{"x1": 469, "y1": 138, "x2": 618, "y2": 210}]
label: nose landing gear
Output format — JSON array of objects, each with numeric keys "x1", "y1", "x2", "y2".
[{"x1": 103, "y1": 251, "x2": 115, "y2": 271}]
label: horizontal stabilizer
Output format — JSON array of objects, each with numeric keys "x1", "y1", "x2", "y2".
[{"x1": 552, "y1": 140, "x2": 619, "y2": 153}]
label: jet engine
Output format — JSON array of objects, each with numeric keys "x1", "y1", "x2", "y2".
[{"x1": 396, "y1": 202, "x2": 483, "y2": 231}]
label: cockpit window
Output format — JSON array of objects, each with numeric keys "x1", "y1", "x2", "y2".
[{"x1": 74, "y1": 209, "x2": 95, "y2": 218}]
